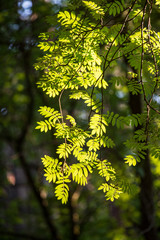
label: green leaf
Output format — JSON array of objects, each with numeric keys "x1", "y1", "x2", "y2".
[{"x1": 124, "y1": 155, "x2": 137, "y2": 166}]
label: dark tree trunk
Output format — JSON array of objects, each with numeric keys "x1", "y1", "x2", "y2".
[
  {"x1": 129, "y1": 93, "x2": 157, "y2": 240},
  {"x1": 139, "y1": 150, "x2": 157, "y2": 240}
]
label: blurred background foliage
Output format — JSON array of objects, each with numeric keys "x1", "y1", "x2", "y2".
[{"x1": 0, "y1": 0, "x2": 160, "y2": 240}]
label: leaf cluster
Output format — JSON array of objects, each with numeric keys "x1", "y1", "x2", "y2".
[{"x1": 35, "y1": 0, "x2": 160, "y2": 203}]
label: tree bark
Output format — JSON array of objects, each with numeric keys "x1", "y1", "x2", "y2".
[{"x1": 129, "y1": 93, "x2": 157, "y2": 240}]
